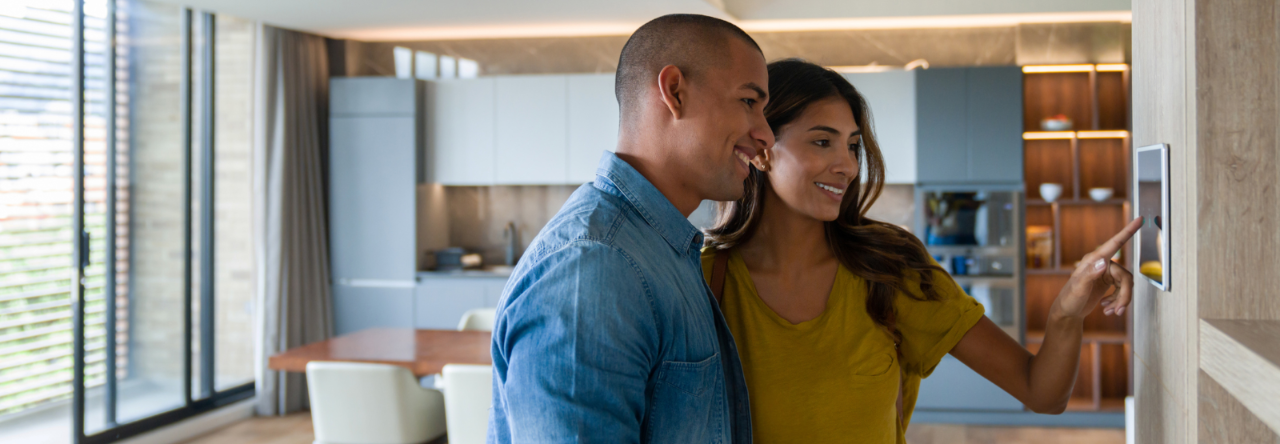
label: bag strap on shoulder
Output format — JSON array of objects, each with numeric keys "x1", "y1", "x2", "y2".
[{"x1": 710, "y1": 250, "x2": 729, "y2": 305}]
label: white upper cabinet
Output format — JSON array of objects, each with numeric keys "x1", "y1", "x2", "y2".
[
  {"x1": 567, "y1": 74, "x2": 619, "y2": 184},
  {"x1": 494, "y1": 75, "x2": 568, "y2": 185},
  {"x1": 431, "y1": 78, "x2": 495, "y2": 185},
  {"x1": 842, "y1": 71, "x2": 917, "y2": 184}
]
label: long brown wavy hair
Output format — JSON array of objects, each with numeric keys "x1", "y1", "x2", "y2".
[{"x1": 704, "y1": 59, "x2": 946, "y2": 336}]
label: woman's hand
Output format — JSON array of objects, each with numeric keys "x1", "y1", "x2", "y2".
[{"x1": 1051, "y1": 217, "x2": 1143, "y2": 321}]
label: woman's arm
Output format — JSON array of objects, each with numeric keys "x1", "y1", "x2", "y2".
[{"x1": 949, "y1": 217, "x2": 1142, "y2": 414}]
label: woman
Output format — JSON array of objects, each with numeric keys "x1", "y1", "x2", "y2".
[{"x1": 701, "y1": 59, "x2": 1139, "y2": 443}]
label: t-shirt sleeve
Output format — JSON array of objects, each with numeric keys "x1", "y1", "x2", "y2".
[{"x1": 893, "y1": 264, "x2": 986, "y2": 378}]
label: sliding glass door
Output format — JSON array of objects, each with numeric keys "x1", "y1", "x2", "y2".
[{"x1": 0, "y1": 1, "x2": 255, "y2": 442}]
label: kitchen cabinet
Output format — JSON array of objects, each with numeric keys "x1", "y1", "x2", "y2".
[
  {"x1": 330, "y1": 77, "x2": 427, "y2": 334},
  {"x1": 916, "y1": 67, "x2": 1022, "y2": 184},
  {"x1": 432, "y1": 78, "x2": 496, "y2": 185},
  {"x1": 916, "y1": 355, "x2": 1023, "y2": 411},
  {"x1": 567, "y1": 74, "x2": 618, "y2": 183},
  {"x1": 329, "y1": 115, "x2": 419, "y2": 281},
  {"x1": 495, "y1": 75, "x2": 568, "y2": 184},
  {"x1": 842, "y1": 71, "x2": 916, "y2": 184},
  {"x1": 333, "y1": 285, "x2": 415, "y2": 335},
  {"x1": 415, "y1": 276, "x2": 508, "y2": 329}
]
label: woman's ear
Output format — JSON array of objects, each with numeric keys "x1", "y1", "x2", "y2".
[{"x1": 751, "y1": 148, "x2": 772, "y2": 172}]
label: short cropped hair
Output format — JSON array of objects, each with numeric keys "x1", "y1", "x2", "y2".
[{"x1": 615, "y1": 14, "x2": 761, "y2": 121}]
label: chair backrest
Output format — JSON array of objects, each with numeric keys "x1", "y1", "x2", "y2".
[
  {"x1": 457, "y1": 308, "x2": 497, "y2": 331},
  {"x1": 306, "y1": 361, "x2": 445, "y2": 444},
  {"x1": 441, "y1": 364, "x2": 494, "y2": 444}
]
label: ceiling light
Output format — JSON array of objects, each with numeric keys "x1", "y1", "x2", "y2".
[
  {"x1": 337, "y1": 11, "x2": 1133, "y2": 41},
  {"x1": 829, "y1": 64, "x2": 897, "y2": 73}
]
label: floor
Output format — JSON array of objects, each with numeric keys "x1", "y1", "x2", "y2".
[
  {"x1": 0, "y1": 379, "x2": 191, "y2": 444},
  {"x1": 180, "y1": 412, "x2": 1126, "y2": 444}
]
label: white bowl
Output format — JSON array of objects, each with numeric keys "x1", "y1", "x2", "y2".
[
  {"x1": 1089, "y1": 187, "x2": 1114, "y2": 202},
  {"x1": 1041, "y1": 119, "x2": 1073, "y2": 131},
  {"x1": 1039, "y1": 183, "x2": 1064, "y2": 203}
]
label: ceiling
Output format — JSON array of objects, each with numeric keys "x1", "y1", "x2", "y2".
[{"x1": 159, "y1": 0, "x2": 1131, "y2": 41}]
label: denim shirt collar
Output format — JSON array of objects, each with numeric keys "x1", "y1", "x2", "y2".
[{"x1": 593, "y1": 152, "x2": 703, "y2": 254}]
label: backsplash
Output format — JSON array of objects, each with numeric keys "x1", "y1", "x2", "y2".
[{"x1": 431, "y1": 183, "x2": 916, "y2": 268}]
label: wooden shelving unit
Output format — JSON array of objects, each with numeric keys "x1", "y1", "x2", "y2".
[{"x1": 1022, "y1": 64, "x2": 1131, "y2": 412}]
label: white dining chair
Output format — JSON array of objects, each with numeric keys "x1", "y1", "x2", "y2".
[
  {"x1": 433, "y1": 308, "x2": 498, "y2": 391},
  {"x1": 441, "y1": 364, "x2": 494, "y2": 444},
  {"x1": 307, "y1": 361, "x2": 446, "y2": 444},
  {"x1": 457, "y1": 308, "x2": 497, "y2": 331}
]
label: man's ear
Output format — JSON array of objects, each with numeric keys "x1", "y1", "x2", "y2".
[
  {"x1": 752, "y1": 148, "x2": 773, "y2": 172},
  {"x1": 656, "y1": 64, "x2": 686, "y2": 120}
]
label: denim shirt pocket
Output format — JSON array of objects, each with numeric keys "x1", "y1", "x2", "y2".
[{"x1": 643, "y1": 353, "x2": 723, "y2": 444}]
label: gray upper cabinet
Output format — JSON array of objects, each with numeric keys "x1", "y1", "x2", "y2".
[
  {"x1": 329, "y1": 77, "x2": 422, "y2": 283},
  {"x1": 965, "y1": 67, "x2": 1023, "y2": 182},
  {"x1": 916, "y1": 67, "x2": 1022, "y2": 184},
  {"x1": 332, "y1": 77, "x2": 419, "y2": 115}
]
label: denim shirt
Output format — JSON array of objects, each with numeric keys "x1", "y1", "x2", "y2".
[{"x1": 488, "y1": 152, "x2": 751, "y2": 444}]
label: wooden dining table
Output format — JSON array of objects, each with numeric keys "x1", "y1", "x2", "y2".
[{"x1": 267, "y1": 328, "x2": 493, "y2": 377}]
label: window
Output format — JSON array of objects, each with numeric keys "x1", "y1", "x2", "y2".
[{"x1": 0, "y1": 1, "x2": 255, "y2": 442}]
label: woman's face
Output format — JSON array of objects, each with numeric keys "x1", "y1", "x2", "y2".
[{"x1": 761, "y1": 96, "x2": 861, "y2": 222}]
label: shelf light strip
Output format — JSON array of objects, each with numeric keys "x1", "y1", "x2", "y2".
[
  {"x1": 1023, "y1": 131, "x2": 1076, "y2": 140},
  {"x1": 1077, "y1": 130, "x2": 1129, "y2": 139},
  {"x1": 1023, "y1": 130, "x2": 1130, "y2": 140},
  {"x1": 1022, "y1": 63, "x2": 1130, "y2": 74}
]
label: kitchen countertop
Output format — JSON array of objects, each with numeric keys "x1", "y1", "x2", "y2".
[{"x1": 417, "y1": 267, "x2": 514, "y2": 279}]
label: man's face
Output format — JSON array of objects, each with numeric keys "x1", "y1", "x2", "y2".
[{"x1": 675, "y1": 38, "x2": 774, "y2": 202}]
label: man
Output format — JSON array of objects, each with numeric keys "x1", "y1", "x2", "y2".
[{"x1": 488, "y1": 14, "x2": 773, "y2": 444}]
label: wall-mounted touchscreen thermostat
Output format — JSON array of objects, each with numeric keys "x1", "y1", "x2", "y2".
[{"x1": 1134, "y1": 144, "x2": 1170, "y2": 291}]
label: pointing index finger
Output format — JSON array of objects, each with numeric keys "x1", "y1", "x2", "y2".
[{"x1": 1091, "y1": 217, "x2": 1143, "y2": 261}]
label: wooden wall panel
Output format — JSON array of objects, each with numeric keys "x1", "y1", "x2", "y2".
[
  {"x1": 1132, "y1": 0, "x2": 1198, "y2": 440},
  {"x1": 1198, "y1": 372, "x2": 1280, "y2": 443},
  {"x1": 1194, "y1": 0, "x2": 1280, "y2": 321}
]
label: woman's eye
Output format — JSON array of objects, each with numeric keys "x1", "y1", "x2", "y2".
[
  {"x1": 849, "y1": 142, "x2": 861, "y2": 151},
  {"x1": 742, "y1": 98, "x2": 756, "y2": 107},
  {"x1": 814, "y1": 139, "x2": 830, "y2": 147}
]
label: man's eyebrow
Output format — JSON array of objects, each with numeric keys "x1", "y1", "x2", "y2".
[{"x1": 743, "y1": 82, "x2": 767, "y2": 100}]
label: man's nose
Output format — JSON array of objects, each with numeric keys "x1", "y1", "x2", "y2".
[{"x1": 751, "y1": 113, "x2": 774, "y2": 151}]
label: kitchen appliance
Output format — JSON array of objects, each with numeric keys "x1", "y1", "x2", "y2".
[{"x1": 917, "y1": 186, "x2": 1025, "y2": 341}]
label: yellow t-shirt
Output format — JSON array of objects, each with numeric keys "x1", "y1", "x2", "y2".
[{"x1": 701, "y1": 248, "x2": 985, "y2": 444}]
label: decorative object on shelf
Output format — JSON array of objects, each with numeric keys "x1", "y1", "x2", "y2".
[
  {"x1": 1027, "y1": 225, "x2": 1054, "y2": 268},
  {"x1": 1039, "y1": 183, "x2": 1063, "y2": 203},
  {"x1": 1089, "y1": 187, "x2": 1114, "y2": 202},
  {"x1": 1040, "y1": 114, "x2": 1073, "y2": 131}
]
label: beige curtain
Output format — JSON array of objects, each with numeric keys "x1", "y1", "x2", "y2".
[{"x1": 252, "y1": 24, "x2": 333, "y2": 416}]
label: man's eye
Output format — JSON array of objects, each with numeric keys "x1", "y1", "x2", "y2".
[
  {"x1": 742, "y1": 98, "x2": 756, "y2": 107},
  {"x1": 814, "y1": 139, "x2": 829, "y2": 147}
]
